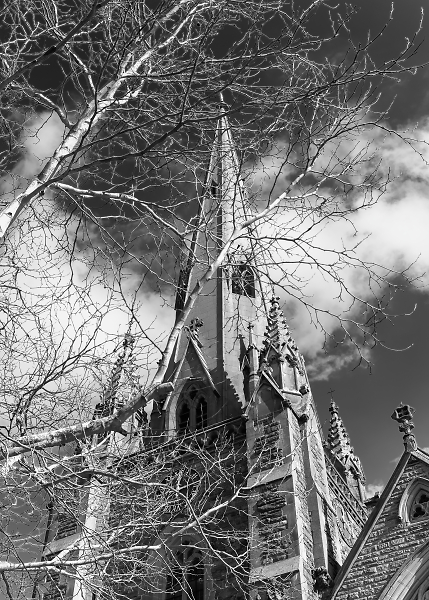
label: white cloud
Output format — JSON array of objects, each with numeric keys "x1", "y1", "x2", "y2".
[
  {"x1": 0, "y1": 112, "x2": 176, "y2": 433},
  {"x1": 366, "y1": 482, "x2": 385, "y2": 498},
  {"x1": 5, "y1": 111, "x2": 429, "y2": 387},
  {"x1": 252, "y1": 121, "x2": 429, "y2": 378}
]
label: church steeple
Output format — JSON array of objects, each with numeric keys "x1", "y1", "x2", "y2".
[{"x1": 160, "y1": 109, "x2": 267, "y2": 435}]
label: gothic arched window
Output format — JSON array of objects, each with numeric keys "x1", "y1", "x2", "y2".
[
  {"x1": 398, "y1": 477, "x2": 429, "y2": 526},
  {"x1": 176, "y1": 384, "x2": 208, "y2": 434},
  {"x1": 178, "y1": 403, "x2": 191, "y2": 434},
  {"x1": 410, "y1": 490, "x2": 429, "y2": 522},
  {"x1": 195, "y1": 398, "x2": 207, "y2": 431},
  {"x1": 165, "y1": 541, "x2": 205, "y2": 600}
]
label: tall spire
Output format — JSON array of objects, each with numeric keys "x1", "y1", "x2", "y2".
[
  {"x1": 174, "y1": 106, "x2": 250, "y2": 316},
  {"x1": 164, "y1": 106, "x2": 266, "y2": 421}
]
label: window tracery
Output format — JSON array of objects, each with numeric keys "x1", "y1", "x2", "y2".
[
  {"x1": 397, "y1": 477, "x2": 429, "y2": 526},
  {"x1": 176, "y1": 384, "x2": 208, "y2": 434},
  {"x1": 410, "y1": 490, "x2": 429, "y2": 521}
]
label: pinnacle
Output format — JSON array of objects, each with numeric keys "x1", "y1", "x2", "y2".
[
  {"x1": 327, "y1": 399, "x2": 365, "y2": 481},
  {"x1": 263, "y1": 296, "x2": 292, "y2": 351},
  {"x1": 103, "y1": 333, "x2": 135, "y2": 410},
  {"x1": 328, "y1": 399, "x2": 352, "y2": 461}
]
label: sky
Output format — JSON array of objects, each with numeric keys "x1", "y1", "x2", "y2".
[
  {"x1": 2, "y1": 0, "x2": 429, "y2": 498},
  {"x1": 306, "y1": 0, "x2": 429, "y2": 493}
]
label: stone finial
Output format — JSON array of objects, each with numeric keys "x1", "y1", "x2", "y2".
[
  {"x1": 248, "y1": 323, "x2": 258, "y2": 349},
  {"x1": 105, "y1": 333, "x2": 134, "y2": 403},
  {"x1": 391, "y1": 404, "x2": 417, "y2": 452}
]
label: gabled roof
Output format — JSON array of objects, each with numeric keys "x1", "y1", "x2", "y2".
[
  {"x1": 188, "y1": 336, "x2": 219, "y2": 396},
  {"x1": 330, "y1": 447, "x2": 429, "y2": 599},
  {"x1": 162, "y1": 334, "x2": 219, "y2": 412}
]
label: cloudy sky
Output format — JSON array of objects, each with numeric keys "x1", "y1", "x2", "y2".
[
  {"x1": 3, "y1": 0, "x2": 429, "y2": 496},
  {"x1": 306, "y1": 0, "x2": 429, "y2": 493}
]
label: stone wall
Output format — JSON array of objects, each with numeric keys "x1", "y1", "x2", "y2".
[{"x1": 335, "y1": 455, "x2": 429, "y2": 600}]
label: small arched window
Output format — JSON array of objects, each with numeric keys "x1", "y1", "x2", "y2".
[
  {"x1": 165, "y1": 542, "x2": 204, "y2": 600},
  {"x1": 176, "y1": 384, "x2": 208, "y2": 435},
  {"x1": 410, "y1": 490, "x2": 429, "y2": 522},
  {"x1": 398, "y1": 477, "x2": 429, "y2": 525}
]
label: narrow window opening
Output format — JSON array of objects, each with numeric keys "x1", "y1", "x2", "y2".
[
  {"x1": 210, "y1": 179, "x2": 218, "y2": 197},
  {"x1": 187, "y1": 556, "x2": 204, "y2": 600},
  {"x1": 178, "y1": 403, "x2": 190, "y2": 434},
  {"x1": 231, "y1": 263, "x2": 255, "y2": 298},
  {"x1": 176, "y1": 384, "x2": 209, "y2": 434},
  {"x1": 195, "y1": 398, "x2": 208, "y2": 431}
]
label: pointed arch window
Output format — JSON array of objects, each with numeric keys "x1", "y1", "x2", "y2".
[
  {"x1": 398, "y1": 477, "x2": 429, "y2": 525},
  {"x1": 410, "y1": 489, "x2": 429, "y2": 521},
  {"x1": 165, "y1": 541, "x2": 205, "y2": 600},
  {"x1": 178, "y1": 403, "x2": 191, "y2": 434},
  {"x1": 195, "y1": 398, "x2": 207, "y2": 431},
  {"x1": 176, "y1": 384, "x2": 208, "y2": 434}
]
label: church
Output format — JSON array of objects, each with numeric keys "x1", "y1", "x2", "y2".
[{"x1": 40, "y1": 113, "x2": 429, "y2": 600}]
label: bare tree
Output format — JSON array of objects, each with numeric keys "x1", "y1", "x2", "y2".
[{"x1": 0, "y1": 0, "x2": 425, "y2": 597}]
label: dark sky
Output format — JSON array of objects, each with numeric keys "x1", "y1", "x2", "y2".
[
  {"x1": 306, "y1": 0, "x2": 429, "y2": 494},
  {"x1": 312, "y1": 289, "x2": 429, "y2": 492}
]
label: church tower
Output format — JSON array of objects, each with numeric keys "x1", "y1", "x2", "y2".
[
  {"x1": 150, "y1": 110, "x2": 268, "y2": 438},
  {"x1": 149, "y1": 112, "x2": 369, "y2": 600},
  {"x1": 35, "y1": 110, "x2": 370, "y2": 600}
]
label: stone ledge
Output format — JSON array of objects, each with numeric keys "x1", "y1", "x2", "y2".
[{"x1": 249, "y1": 555, "x2": 300, "y2": 582}]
